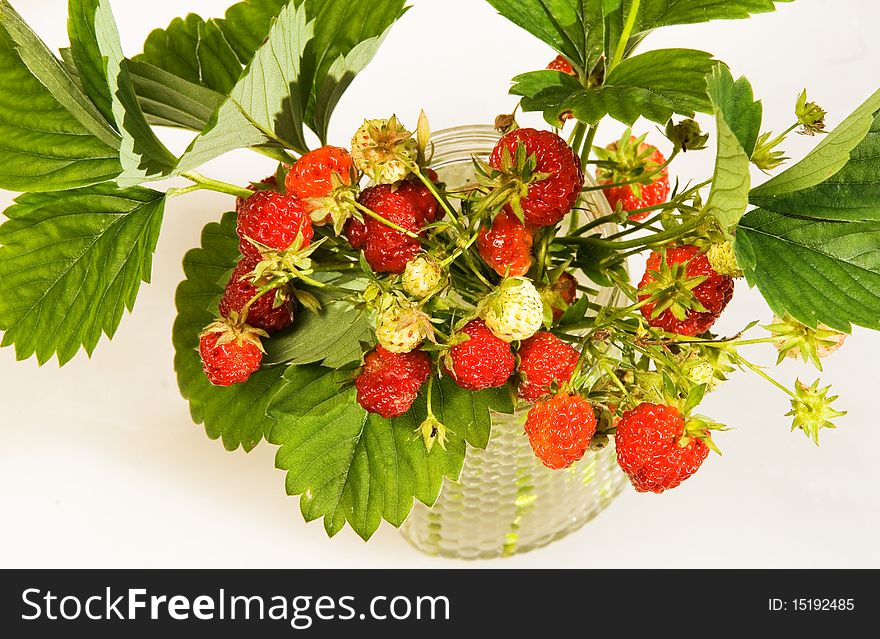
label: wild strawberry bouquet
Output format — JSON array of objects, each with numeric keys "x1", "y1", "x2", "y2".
[{"x1": 1, "y1": 0, "x2": 878, "y2": 541}]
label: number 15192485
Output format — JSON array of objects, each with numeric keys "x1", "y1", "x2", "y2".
[{"x1": 769, "y1": 598, "x2": 855, "y2": 612}]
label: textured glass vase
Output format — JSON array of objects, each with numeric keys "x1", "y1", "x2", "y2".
[{"x1": 399, "y1": 125, "x2": 627, "y2": 559}]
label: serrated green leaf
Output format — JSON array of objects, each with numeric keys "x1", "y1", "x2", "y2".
[
  {"x1": 510, "y1": 69, "x2": 584, "y2": 127},
  {"x1": 263, "y1": 286, "x2": 372, "y2": 369},
  {"x1": 750, "y1": 89, "x2": 880, "y2": 199},
  {"x1": 70, "y1": 0, "x2": 176, "y2": 185},
  {"x1": 604, "y1": 1, "x2": 793, "y2": 60},
  {"x1": 704, "y1": 65, "x2": 754, "y2": 229},
  {"x1": 706, "y1": 64, "x2": 762, "y2": 157},
  {"x1": 735, "y1": 208, "x2": 880, "y2": 332},
  {"x1": 67, "y1": 0, "x2": 115, "y2": 126},
  {"x1": 197, "y1": 19, "x2": 242, "y2": 95},
  {"x1": 484, "y1": 0, "x2": 605, "y2": 74},
  {"x1": 0, "y1": 184, "x2": 164, "y2": 364},
  {"x1": 137, "y1": 13, "x2": 203, "y2": 86},
  {"x1": 750, "y1": 109, "x2": 880, "y2": 221},
  {"x1": 176, "y1": 1, "x2": 313, "y2": 171},
  {"x1": 128, "y1": 59, "x2": 225, "y2": 131},
  {"x1": 432, "y1": 376, "x2": 515, "y2": 449},
  {"x1": 269, "y1": 368, "x2": 468, "y2": 540},
  {"x1": 0, "y1": 0, "x2": 119, "y2": 148},
  {"x1": 136, "y1": 0, "x2": 406, "y2": 142},
  {"x1": 560, "y1": 49, "x2": 717, "y2": 125},
  {"x1": 302, "y1": 0, "x2": 407, "y2": 140},
  {"x1": 0, "y1": 24, "x2": 120, "y2": 192},
  {"x1": 215, "y1": 0, "x2": 288, "y2": 64},
  {"x1": 172, "y1": 211, "x2": 288, "y2": 452}
]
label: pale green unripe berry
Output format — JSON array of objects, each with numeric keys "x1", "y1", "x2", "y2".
[
  {"x1": 706, "y1": 241, "x2": 743, "y2": 278},
  {"x1": 402, "y1": 255, "x2": 444, "y2": 299},
  {"x1": 351, "y1": 117, "x2": 419, "y2": 185},
  {"x1": 375, "y1": 298, "x2": 432, "y2": 354},
  {"x1": 481, "y1": 277, "x2": 544, "y2": 343}
]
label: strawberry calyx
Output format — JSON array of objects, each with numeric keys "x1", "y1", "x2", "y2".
[
  {"x1": 351, "y1": 115, "x2": 419, "y2": 185},
  {"x1": 307, "y1": 172, "x2": 360, "y2": 234},
  {"x1": 766, "y1": 315, "x2": 848, "y2": 371},
  {"x1": 595, "y1": 129, "x2": 666, "y2": 198},
  {"x1": 679, "y1": 414, "x2": 726, "y2": 455},
  {"x1": 473, "y1": 142, "x2": 552, "y2": 222},
  {"x1": 639, "y1": 252, "x2": 710, "y2": 321},
  {"x1": 786, "y1": 379, "x2": 846, "y2": 445},
  {"x1": 199, "y1": 317, "x2": 269, "y2": 354},
  {"x1": 245, "y1": 234, "x2": 326, "y2": 290}
]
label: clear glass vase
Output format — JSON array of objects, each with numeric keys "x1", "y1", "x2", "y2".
[{"x1": 399, "y1": 125, "x2": 627, "y2": 559}]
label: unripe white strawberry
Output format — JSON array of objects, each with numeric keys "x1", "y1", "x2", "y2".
[
  {"x1": 351, "y1": 116, "x2": 419, "y2": 185},
  {"x1": 375, "y1": 296, "x2": 433, "y2": 354},
  {"x1": 480, "y1": 277, "x2": 545, "y2": 342},
  {"x1": 706, "y1": 241, "x2": 743, "y2": 278},
  {"x1": 402, "y1": 255, "x2": 445, "y2": 299}
]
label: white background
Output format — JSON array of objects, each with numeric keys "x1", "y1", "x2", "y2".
[{"x1": 1, "y1": 0, "x2": 879, "y2": 568}]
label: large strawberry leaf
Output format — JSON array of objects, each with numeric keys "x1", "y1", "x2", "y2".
[
  {"x1": 269, "y1": 370, "x2": 514, "y2": 540},
  {"x1": 735, "y1": 209, "x2": 880, "y2": 332},
  {"x1": 263, "y1": 278, "x2": 372, "y2": 369},
  {"x1": 484, "y1": 0, "x2": 606, "y2": 74},
  {"x1": 734, "y1": 102, "x2": 880, "y2": 331},
  {"x1": 0, "y1": 184, "x2": 164, "y2": 364},
  {"x1": 176, "y1": 1, "x2": 313, "y2": 169},
  {"x1": 128, "y1": 59, "x2": 225, "y2": 131},
  {"x1": 136, "y1": 0, "x2": 407, "y2": 142},
  {"x1": 0, "y1": 9, "x2": 120, "y2": 192},
  {"x1": 68, "y1": 0, "x2": 177, "y2": 185},
  {"x1": 603, "y1": 1, "x2": 795, "y2": 61},
  {"x1": 704, "y1": 65, "x2": 760, "y2": 230},
  {"x1": 172, "y1": 211, "x2": 288, "y2": 452},
  {"x1": 514, "y1": 48, "x2": 717, "y2": 126}
]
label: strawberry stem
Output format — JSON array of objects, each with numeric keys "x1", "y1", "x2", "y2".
[
  {"x1": 171, "y1": 171, "x2": 254, "y2": 199},
  {"x1": 609, "y1": 0, "x2": 641, "y2": 71}
]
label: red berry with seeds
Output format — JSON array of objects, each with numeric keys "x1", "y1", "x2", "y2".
[
  {"x1": 547, "y1": 55, "x2": 576, "y2": 76},
  {"x1": 198, "y1": 321, "x2": 266, "y2": 387},
  {"x1": 218, "y1": 259, "x2": 293, "y2": 334},
  {"x1": 355, "y1": 184, "x2": 425, "y2": 273},
  {"x1": 445, "y1": 320, "x2": 515, "y2": 391},
  {"x1": 477, "y1": 210, "x2": 534, "y2": 277},
  {"x1": 524, "y1": 393, "x2": 597, "y2": 470},
  {"x1": 615, "y1": 403, "x2": 710, "y2": 493},
  {"x1": 490, "y1": 128, "x2": 585, "y2": 228},
  {"x1": 396, "y1": 177, "x2": 442, "y2": 224},
  {"x1": 355, "y1": 345, "x2": 432, "y2": 418},
  {"x1": 596, "y1": 135, "x2": 669, "y2": 221},
  {"x1": 516, "y1": 332, "x2": 580, "y2": 403},
  {"x1": 236, "y1": 190, "x2": 314, "y2": 260},
  {"x1": 285, "y1": 145, "x2": 353, "y2": 201},
  {"x1": 638, "y1": 245, "x2": 734, "y2": 337},
  {"x1": 235, "y1": 175, "x2": 278, "y2": 217}
]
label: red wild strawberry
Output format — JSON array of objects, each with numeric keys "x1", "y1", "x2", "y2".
[
  {"x1": 352, "y1": 185, "x2": 426, "y2": 273},
  {"x1": 638, "y1": 245, "x2": 734, "y2": 337},
  {"x1": 236, "y1": 190, "x2": 314, "y2": 260},
  {"x1": 490, "y1": 128, "x2": 585, "y2": 228},
  {"x1": 547, "y1": 271, "x2": 578, "y2": 321},
  {"x1": 235, "y1": 175, "x2": 278, "y2": 217},
  {"x1": 547, "y1": 55, "x2": 576, "y2": 76},
  {"x1": 477, "y1": 210, "x2": 534, "y2": 277},
  {"x1": 198, "y1": 320, "x2": 266, "y2": 387},
  {"x1": 615, "y1": 403, "x2": 711, "y2": 493},
  {"x1": 343, "y1": 217, "x2": 368, "y2": 250},
  {"x1": 355, "y1": 346, "x2": 432, "y2": 418},
  {"x1": 525, "y1": 393, "x2": 597, "y2": 470},
  {"x1": 396, "y1": 175, "x2": 442, "y2": 224},
  {"x1": 285, "y1": 145, "x2": 353, "y2": 201},
  {"x1": 445, "y1": 320, "x2": 515, "y2": 391},
  {"x1": 516, "y1": 332, "x2": 580, "y2": 402},
  {"x1": 596, "y1": 134, "x2": 670, "y2": 221},
  {"x1": 218, "y1": 259, "x2": 294, "y2": 334}
]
